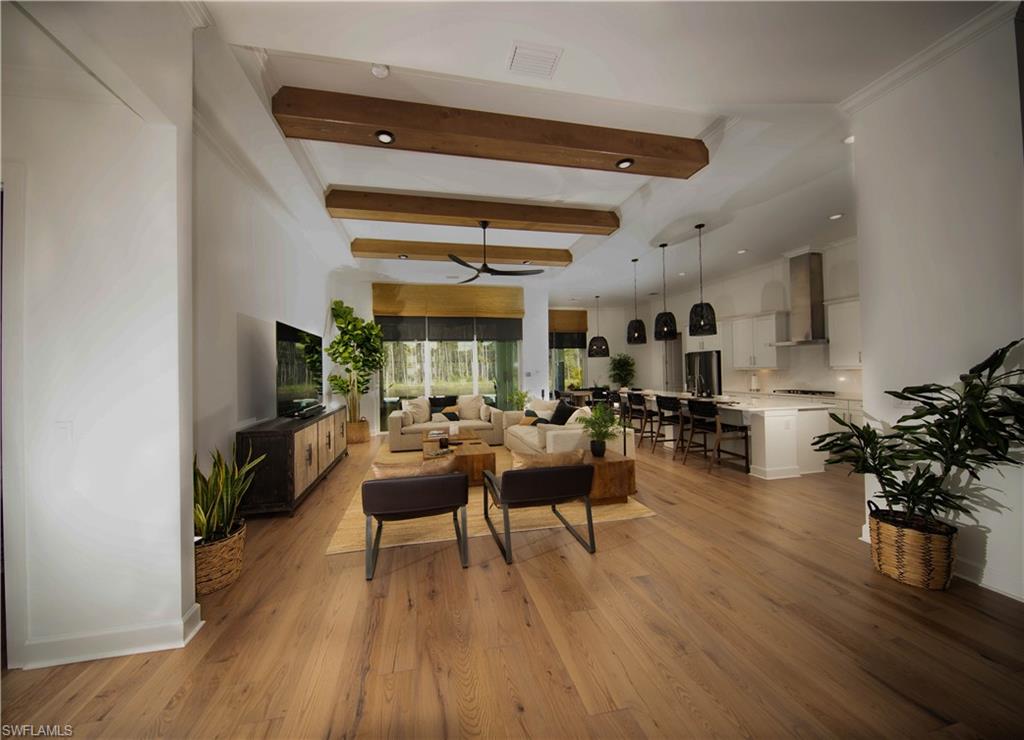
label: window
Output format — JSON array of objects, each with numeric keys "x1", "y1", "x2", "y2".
[
  {"x1": 549, "y1": 347, "x2": 584, "y2": 391},
  {"x1": 378, "y1": 316, "x2": 522, "y2": 424}
]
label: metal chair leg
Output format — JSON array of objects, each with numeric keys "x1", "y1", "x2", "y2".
[
  {"x1": 484, "y1": 488, "x2": 513, "y2": 564},
  {"x1": 452, "y1": 507, "x2": 469, "y2": 568},
  {"x1": 551, "y1": 499, "x2": 596, "y2": 554},
  {"x1": 365, "y1": 515, "x2": 383, "y2": 580}
]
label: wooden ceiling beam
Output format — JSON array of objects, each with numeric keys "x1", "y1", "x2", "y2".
[
  {"x1": 326, "y1": 189, "x2": 619, "y2": 235},
  {"x1": 274, "y1": 86, "x2": 709, "y2": 179},
  {"x1": 351, "y1": 238, "x2": 572, "y2": 267}
]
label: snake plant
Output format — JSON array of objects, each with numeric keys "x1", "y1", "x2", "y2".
[{"x1": 194, "y1": 445, "x2": 266, "y2": 544}]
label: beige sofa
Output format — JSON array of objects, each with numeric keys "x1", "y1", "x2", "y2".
[
  {"x1": 387, "y1": 409, "x2": 505, "y2": 452},
  {"x1": 503, "y1": 411, "x2": 636, "y2": 458}
]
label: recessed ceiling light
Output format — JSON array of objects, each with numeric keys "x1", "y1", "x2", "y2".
[
  {"x1": 829, "y1": 213, "x2": 844, "y2": 221},
  {"x1": 737, "y1": 249, "x2": 748, "y2": 255},
  {"x1": 398, "y1": 253, "x2": 408, "y2": 259},
  {"x1": 371, "y1": 63, "x2": 390, "y2": 79},
  {"x1": 569, "y1": 297, "x2": 578, "y2": 301},
  {"x1": 375, "y1": 130, "x2": 395, "y2": 144},
  {"x1": 843, "y1": 135, "x2": 855, "y2": 144},
  {"x1": 678, "y1": 272, "x2": 686, "y2": 276},
  {"x1": 648, "y1": 291, "x2": 659, "y2": 296},
  {"x1": 616, "y1": 158, "x2": 634, "y2": 170}
]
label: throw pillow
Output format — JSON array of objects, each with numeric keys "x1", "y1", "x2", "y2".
[
  {"x1": 372, "y1": 456, "x2": 457, "y2": 479},
  {"x1": 511, "y1": 449, "x2": 586, "y2": 470},
  {"x1": 480, "y1": 403, "x2": 492, "y2": 422},
  {"x1": 401, "y1": 396, "x2": 430, "y2": 424},
  {"x1": 518, "y1": 415, "x2": 543, "y2": 426},
  {"x1": 441, "y1": 405, "x2": 460, "y2": 421},
  {"x1": 549, "y1": 401, "x2": 577, "y2": 426},
  {"x1": 456, "y1": 394, "x2": 483, "y2": 420},
  {"x1": 565, "y1": 407, "x2": 593, "y2": 426},
  {"x1": 430, "y1": 412, "x2": 448, "y2": 423},
  {"x1": 525, "y1": 398, "x2": 559, "y2": 420}
]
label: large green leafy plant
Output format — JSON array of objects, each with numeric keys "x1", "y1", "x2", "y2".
[
  {"x1": 194, "y1": 446, "x2": 266, "y2": 544},
  {"x1": 326, "y1": 300, "x2": 385, "y2": 423},
  {"x1": 609, "y1": 353, "x2": 636, "y2": 388},
  {"x1": 813, "y1": 339, "x2": 1024, "y2": 533}
]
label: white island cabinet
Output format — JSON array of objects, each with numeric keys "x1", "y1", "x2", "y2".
[{"x1": 641, "y1": 390, "x2": 834, "y2": 480}]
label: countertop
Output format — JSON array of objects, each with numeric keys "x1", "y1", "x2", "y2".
[{"x1": 637, "y1": 390, "x2": 836, "y2": 414}]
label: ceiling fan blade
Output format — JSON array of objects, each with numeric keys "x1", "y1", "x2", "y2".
[
  {"x1": 457, "y1": 272, "x2": 481, "y2": 284},
  {"x1": 482, "y1": 267, "x2": 545, "y2": 277},
  {"x1": 447, "y1": 253, "x2": 477, "y2": 270}
]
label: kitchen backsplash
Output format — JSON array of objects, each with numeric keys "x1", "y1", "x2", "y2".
[{"x1": 721, "y1": 343, "x2": 863, "y2": 397}]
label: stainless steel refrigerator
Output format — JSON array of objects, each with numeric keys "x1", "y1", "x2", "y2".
[{"x1": 685, "y1": 350, "x2": 722, "y2": 396}]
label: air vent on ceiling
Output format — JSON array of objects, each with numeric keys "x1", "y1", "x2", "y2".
[{"x1": 508, "y1": 41, "x2": 563, "y2": 79}]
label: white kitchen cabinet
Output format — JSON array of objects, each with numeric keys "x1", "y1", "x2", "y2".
[
  {"x1": 687, "y1": 323, "x2": 723, "y2": 353},
  {"x1": 827, "y1": 299, "x2": 862, "y2": 368},
  {"x1": 732, "y1": 313, "x2": 787, "y2": 369}
]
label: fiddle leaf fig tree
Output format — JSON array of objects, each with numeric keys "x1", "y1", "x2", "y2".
[{"x1": 326, "y1": 300, "x2": 385, "y2": 423}]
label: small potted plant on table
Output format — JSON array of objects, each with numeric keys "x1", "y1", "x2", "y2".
[
  {"x1": 194, "y1": 446, "x2": 265, "y2": 595},
  {"x1": 813, "y1": 339, "x2": 1024, "y2": 590},
  {"x1": 580, "y1": 402, "x2": 618, "y2": 458}
]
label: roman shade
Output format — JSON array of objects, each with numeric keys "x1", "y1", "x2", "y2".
[
  {"x1": 475, "y1": 317, "x2": 522, "y2": 341},
  {"x1": 427, "y1": 317, "x2": 476, "y2": 341},
  {"x1": 549, "y1": 332, "x2": 587, "y2": 349},
  {"x1": 376, "y1": 316, "x2": 427, "y2": 342}
]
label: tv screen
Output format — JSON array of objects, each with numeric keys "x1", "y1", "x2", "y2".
[{"x1": 276, "y1": 321, "x2": 323, "y2": 417}]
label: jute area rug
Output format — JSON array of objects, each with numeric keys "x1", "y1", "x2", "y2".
[{"x1": 325, "y1": 444, "x2": 655, "y2": 556}]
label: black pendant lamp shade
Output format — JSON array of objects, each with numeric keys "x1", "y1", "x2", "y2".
[
  {"x1": 627, "y1": 258, "x2": 647, "y2": 344},
  {"x1": 654, "y1": 243, "x2": 678, "y2": 340},
  {"x1": 688, "y1": 223, "x2": 718, "y2": 337},
  {"x1": 588, "y1": 296, "x2": 610, "y2": 357}
]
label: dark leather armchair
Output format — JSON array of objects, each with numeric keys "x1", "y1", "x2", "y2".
[
  {"x1": 361, "y1": 472, "x2": 469, "y2": 580},
  {"x1": 482, "y1": 465, "x2": 596, "y2": 564}
]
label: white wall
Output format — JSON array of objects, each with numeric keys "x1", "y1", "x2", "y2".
[
  {"x1": 851, "y1": 17, "x2": 1024, "y2": 598},
  {"x1": 582, "y1": 304, "x2": 631, "y2": 387},
  {"x1": 2, "y1": 2, "x2": 198, "y2": 667},
  {"x1": 193, "y1": 132, "x2": 333, "y2": 456},
  {"x1": 520, "y1": 283, "x2": 550, "y2": 399}
]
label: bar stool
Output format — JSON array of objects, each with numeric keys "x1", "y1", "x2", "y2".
[
  {"x1": 682, "y1": 399, "x2": 751, "y2": 473},
  {"x1": 653, "y1": 396, "x2": 685, "y2": 456},
  {"x1": 626, "y1": 391, "x2": 650, "y2": 443}
]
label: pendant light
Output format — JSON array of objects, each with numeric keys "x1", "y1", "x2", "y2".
[
  {"x1": 688, "y1": 223, "x2": 717, "y2": 336},
  {"x1": 588, "y1": 295, "x2": 610, "y2": 357},
  {"x1": 626, "y1": 258, "x2": 647, "y2": 344},
  {"x1": 653, "y1": 243, "x2": 678, "y2": 340}
]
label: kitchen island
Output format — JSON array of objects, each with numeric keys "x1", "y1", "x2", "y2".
[{"x1": 635, "y1": 390, "x2": 836, "y2": 480}]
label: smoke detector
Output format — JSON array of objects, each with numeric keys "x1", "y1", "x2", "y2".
[
  {"x1": 507, "y1": 41, "x2": 562, "y2": 79},
  {"x1": 371, "y1": 63, "x2": 390, "y2": 79}
]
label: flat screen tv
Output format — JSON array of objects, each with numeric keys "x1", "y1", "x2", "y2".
[{"x1": 276, "y1": 321, "x2": 324, "y2": 417}]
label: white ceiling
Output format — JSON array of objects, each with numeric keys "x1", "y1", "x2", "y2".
[{"x1": 205, "y1": 1, "x2": 987, "y2": 303}]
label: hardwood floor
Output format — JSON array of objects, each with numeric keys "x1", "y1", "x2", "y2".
[{"x1": 4, "y1": 437, "x2": 1024, "y2": 738}]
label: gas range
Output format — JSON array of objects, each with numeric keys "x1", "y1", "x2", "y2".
[{"x1": 772, "y1": 389, "x2": 837, "y2": 397}]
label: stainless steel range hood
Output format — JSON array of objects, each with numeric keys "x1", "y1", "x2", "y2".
[{"x1": 774, "y1": 251, "x2": 828, "y2": 346}]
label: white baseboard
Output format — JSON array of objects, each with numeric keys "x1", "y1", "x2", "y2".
[
  {"x1": 749, "y1": 464, "x2": 801, "y2": 480},
  {"x1": 13, "y1": 603, "x2": 203, "y2": 670}
]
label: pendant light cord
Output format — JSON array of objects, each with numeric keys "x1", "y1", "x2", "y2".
[
  {"x1": 698, "y1": 227, "x2": 704, "y2": 304},
  {"x1": 633, "y1": 261, "x2": 639, "y2": 318},
  {"x1": 481, "y1": 220, "x2": 488, "y2": 265},
  {"x1": 661, "y1": 246, "x2": 668, "y2": 312},
  {"x1": 595, "y1": 296, "x2": 600, "y2": 334}
]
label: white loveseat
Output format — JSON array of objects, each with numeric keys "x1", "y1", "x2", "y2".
[
  {"x1": 387, "y1": 405, "x2": 505, "y2": 451},
  {"x1": 502, "y1": 411, "x2": 636, "y2": 458}
]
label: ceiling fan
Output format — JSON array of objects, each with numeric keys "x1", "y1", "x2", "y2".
[{"x1": 448, "y1": 221, "x2": 545, "y2": 284}]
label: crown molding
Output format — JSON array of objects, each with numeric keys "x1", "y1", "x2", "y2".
[
  {"x1": 839, "y1": 2, "x2": 1016, "y2": 116},
  {"x1": 179, "y1": 1, "x2": 214, "y2": 29}
]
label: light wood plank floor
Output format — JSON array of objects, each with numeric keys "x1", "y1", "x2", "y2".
[{"x1": 4, "y1": 437, "x2": 1024, "y2": 738}]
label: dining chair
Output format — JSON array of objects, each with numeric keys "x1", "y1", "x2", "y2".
[{"x1": 682, "y1": 399, "x2": 751, "y2": 473}]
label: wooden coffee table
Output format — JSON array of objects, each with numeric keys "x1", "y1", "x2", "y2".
[
  {"x1": 421, "y1": 429, "x2": 496, "y2": 486},
  {"x1": 582, "y1": 450, "x2": 636, "y2": 505}
]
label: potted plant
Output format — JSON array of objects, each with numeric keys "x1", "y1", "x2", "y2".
[
  {"x1": 194, "y1": 445, "x2": 266, "y2": 595},
  {"x1": 579, "y1": 402, "x2": 618, "y2": 458},
  {"x1": 813, "y1": 338, "x2": 1024, "y2": 590},
  {"x1": 326, "y1": 300, "x2": 384, "y2": 443},
  {"x1": 508, "y1": 389, "x2": 530, "y2": 411},
  {"x1": 609, "y1": 353, "x2": 636, "y2": 389}
]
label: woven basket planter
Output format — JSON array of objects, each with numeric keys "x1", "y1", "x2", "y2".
[
  {"x1": 195, "y1": 522, "x2": 246, "y2": 596},
  {"x1": 868, "y1": 505, "x2": 957, "y2": 590}
]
